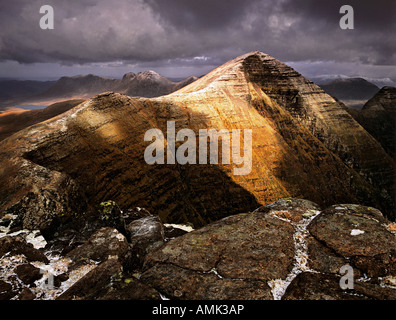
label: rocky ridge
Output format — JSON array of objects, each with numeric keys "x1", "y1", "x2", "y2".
[
  {"x1": 0, "y1": 52, "x2": 394, "y2": 241},
  {"x1": 345, "y1": 86, "x2": 396, "y2": 159},
  {"x1": 0, "y1": 198, "x2": 395, "y2": 300}
]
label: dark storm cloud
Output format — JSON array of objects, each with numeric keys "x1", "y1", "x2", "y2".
[
  {"x1": 0, "y1": 0, "x2": 394, "y2": 69},
  {"x1": 146, "y1": 0, "x2": 259, "y2": 30},
  {"x1": 275, "y1": 0, "x2": 396, "y2": 65},
  {"x1": 280, "y1": 0, "x2": 396, "y2": 30}
]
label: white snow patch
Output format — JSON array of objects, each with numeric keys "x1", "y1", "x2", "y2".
[
  {"x1": 379, "y1": 276, "x2": 396, "y2": 289},
  {"x1": 0, "y1": 214, "x2": 18, "y2": 238},
  {"x1": 0, "y1": 226, "x2": 9, "y2": 237},
  {"x1": 32, "y1": 255, "x2": 97, "y2": 300},
  {"x1": 0, "y1": 228, "x2": 47, "y2": 249},
  {"x1": 115, "y1": 232, "x2": 126, "y2": 242},
  {"x1": 207, "y1": 268, "x2": 223, "y2": 279},
  {"x1": 52, "y1": 118, "x2": 68, "y2": 132},
  {"x1": 0, "y1": 254, "x2": 27, "y2": 287},
  {"x1": 350, "y1": 229, "x2": 365, "y2": 236},
  {"x1": 164, "y1": 224, "x2": 194, "y2": 233},
  {"x1": 160, "y1": 293, "x2": 170, "y2": 300}
]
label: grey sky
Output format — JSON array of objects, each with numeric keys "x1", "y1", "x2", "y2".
[{"x1": 0, "y1": 0, "x2": 395, "y2": 83}]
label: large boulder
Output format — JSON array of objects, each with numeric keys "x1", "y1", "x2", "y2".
[
  {"x1": 143, "y1": 212, "x2": 295, "y2": 280},
  {"x1": 97, "y1": 200, "x2": 126, "y2": 233},
  {"x1": 57, "y1": 258, "x2": 123, "y2": 300},
  {"x1": 97, "y1": 276, "x2": 161, "y2": 300},
  {"x1": 308, "y1": 204, "x2": 396, "y2": 277},
  {"x1": 0, "y1": 235, "x2": 48, "y2": 263},
  {"x1": 127, "y1": 215, "x2": 165, "y2": 247},
  {"x1": 65, "y1": 227, "x2": 130, "y2": 269},
  {"x1": 126, "y1": 215, "x2": 166, "y2": 269},
  {"x1": 283, "y1": 272, "x2": 396, "y2": 300},
  {"x1": 139, "y1": 199, "x2": 396, "y2": 300},
  {"x1": 141, "y1": 264, "x2": 273, "y2": 300},
  {"x1": 0, "y1": 280, "x2": 16, "y2": 300},
  {"x1": 254, "y1": 198, "x2": 322, "y2": 222},
  {"x1": 141, "y1": 210, "x2": 296, "y2": 299},
  {"x1": 14, "y1": 263, "x2": 42, "y2": 286}
]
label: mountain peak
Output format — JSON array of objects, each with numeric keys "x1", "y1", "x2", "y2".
[
  {"x1": 232, "y1": 50, "x2": 272, "y2": 61},
  {"x1": 136, "y1": 70, "x2": 163, "y2": 80},
  {"x1": 173, "y1": 50, "x2": 300, "y2": 95},
  {"x1": 362, "y1": 86, "x2": 396, "y2": 111},
  {"x1": 121, "y1": 72, "x2": 137, "y2": 81},
  {"x1": 67, "y1": 74, "x2": 106, "y2": 80}
]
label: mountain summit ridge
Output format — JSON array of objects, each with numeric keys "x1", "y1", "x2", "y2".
[{"x1": 0, "y1": 51, "x2": 394, "y2": 238}]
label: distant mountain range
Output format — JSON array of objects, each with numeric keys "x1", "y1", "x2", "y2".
[
  {"x1": 317, "y1": 77, "x2": 380, "y2": 109},
  {"x1": 1, "y1": 72, "x2": 388, "y2": 112},
  {"x1": 312, "y1": 75, "x2": 396, "y2": 88},
  {"x1": 0, "y1": 71, "x2": 198, "y2": 111},
  {"x1": 37, "y1": 71, "x2": 198, "y2": 100},
  {"x1": 0, "y1": 79, "x2": 55, "y2": 107}
]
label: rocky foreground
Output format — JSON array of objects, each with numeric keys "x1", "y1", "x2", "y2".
[{"x1": 0, "y1": 198, "x2": 395, "y2": 300}]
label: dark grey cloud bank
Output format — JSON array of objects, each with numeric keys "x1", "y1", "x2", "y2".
[{"x1": 0, "y1": 0, "x2": 395, "y2": 81}]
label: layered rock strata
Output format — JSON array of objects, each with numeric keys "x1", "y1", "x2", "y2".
[{"x1": 0, "y1": 52, "x2": 394, "y2": 239}]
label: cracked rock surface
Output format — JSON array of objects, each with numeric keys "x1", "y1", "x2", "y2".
[
  {"x1": 140, "y1": 198, "x2": 396, "y2": 300},
  {"x1": 1, "y1": 198, "x2": 395, "y2": 300}
]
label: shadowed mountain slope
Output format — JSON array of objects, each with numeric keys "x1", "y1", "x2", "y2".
[
  {"x1": 319, "y1": 78, "x2": 380, "y2": 109},
  {"x1": 345, "y1": 86, "x2": 396, "y2": 159},
  {"x1": 0, "y1": 79, "x2": 55, "y2": 110}
]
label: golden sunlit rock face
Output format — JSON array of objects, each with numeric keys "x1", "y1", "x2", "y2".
[{"x1": 0, "y1": 52, "x2": 394, "y2": 235}]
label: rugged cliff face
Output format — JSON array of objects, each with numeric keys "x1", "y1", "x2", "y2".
[
  {"x1": 240, "y1": 54, "x2": 394, "y2": 210},
  {"x1": 0, "y1": 52, "x2": 394, "y2": 238},
  {"x1": 346, "y1": 86, "x2": 396, "y2": 159}
]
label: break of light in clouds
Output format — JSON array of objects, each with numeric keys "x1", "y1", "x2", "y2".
[{"x1": 0, "y1": 0, "x2": 395, "y2": 82}]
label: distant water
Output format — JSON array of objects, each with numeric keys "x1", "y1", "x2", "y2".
[{"x1": 14, "y1": 104, "x2": 47, "y2": 110}]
